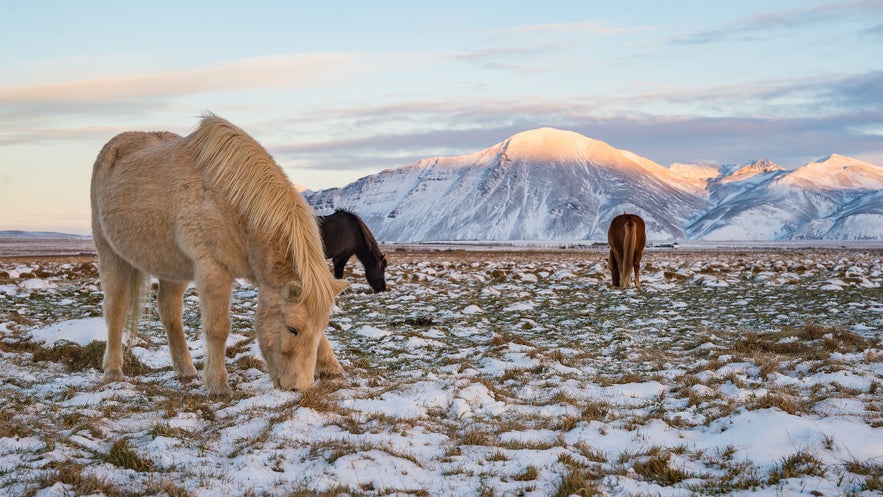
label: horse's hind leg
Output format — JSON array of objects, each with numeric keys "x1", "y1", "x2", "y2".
[
  {"x1": 158, "y1": 279, "x2": 198, "y2": 384},
  {"x1": 608, "y1": 250, "x2": 621, "y2": 287},
  {"x1": 633, "y1": 249, "x2": 643, "y2": 290},
  {"x1": 97, "y1": 250, "x2": 136, "y2": 382}
]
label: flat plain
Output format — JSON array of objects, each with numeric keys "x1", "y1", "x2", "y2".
[{"x1": 1, "y1": 240, "x2": 881, "y2": 496}]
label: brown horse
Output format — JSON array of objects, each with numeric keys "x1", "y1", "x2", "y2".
[
  {"x1": 91, "y1": 114, "x2": 348, "y2": 397},
  {"x1": 317, "y1": 210, "x2": 387, "y2": 292},
  {"x1": 607, "y1": 213, "x2": 646, "y2": 290}
]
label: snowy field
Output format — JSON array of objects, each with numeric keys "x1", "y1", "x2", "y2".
[
  {"x1": 0, "y1": 236, "x2": 95, "y2": 258},
  {"x1": 1, "y1": 245, "x2": 882, "y2": 496}
]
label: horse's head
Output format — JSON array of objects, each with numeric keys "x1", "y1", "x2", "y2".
[
  {"x1": 255, "y1": 278, "x2": 348, "y2": 390},
  {"x1": 366, "y1": 253, "x2": 388, "y2": 292}
]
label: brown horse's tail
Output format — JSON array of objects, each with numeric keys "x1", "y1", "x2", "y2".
[{"x1": 619, "y1": 219, "x2": 637, "y2": 288}]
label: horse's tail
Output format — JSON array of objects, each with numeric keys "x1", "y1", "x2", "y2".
[
  {"x1": 619, "y1": 219, "x2": 637, "y2": 288},
  {"x1": 123, "y1": 271, "x2": 148, "y2": 345}
]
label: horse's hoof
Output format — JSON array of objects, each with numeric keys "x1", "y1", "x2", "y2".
[
  {"x1": 103, "y1": 371, "x2": 125, "y2": 383},
  {"x1": 206, "y1": 383, "x2": 233, "y2": 399},
  {"x1": 178, "y1": 374, "x2": 199, "y2": 385},
  {"x1": 317, "y1": 367, "x2": 345, "y2": 381},
  {"x1": 317, "y1": 366, "x2": 344, "y2": 378},
  {"x1": 314, "y1": 374, "x2": 347, "y2": 392},
  {"x1": 318, "y1": 373, "x2": 346, "y2": 390}
]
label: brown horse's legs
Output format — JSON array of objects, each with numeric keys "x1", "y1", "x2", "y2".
[
  {"x1": 609, "y1": 250, "x2": 621, "y2": 287},
  {"x1": 158, "y1": 279, "x2": 198, "y2": 383},
  {"x1": 332, "y1": 256, "x2": 349, "y2": 279},
  {"x1": 196, "y1": 265, "x2": 234, "y2": 398},
  {"x1": 316, "y1": 333, "x2": 344, "y2": 378},
  {"x1": 97, "y1": 250, "x2": 136, "y2": 382},
  {"x1": 633, "y1": 250, "x2": 644, "y2": 290}
]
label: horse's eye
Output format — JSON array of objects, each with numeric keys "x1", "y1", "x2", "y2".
[{"x1": 286, "y1": 325, "x2": 299, "y2": 336}]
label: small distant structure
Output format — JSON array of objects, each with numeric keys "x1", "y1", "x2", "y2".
[{"x1": 653, "y1": 242, "x2": 680, "y2": 249}]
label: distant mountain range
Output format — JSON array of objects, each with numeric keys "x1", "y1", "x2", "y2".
[
  {"x1": 306, "y1": 128, "x2": 883, "y2": 241},
  {"x1": 0, "y1": 231, "x2": 91, "y2": 239}
]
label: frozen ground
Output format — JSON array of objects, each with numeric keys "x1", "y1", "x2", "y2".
[
  {"x1": 0, "y1": 236, "x2": 95, "y2": 258},
  {"x1": 0, "y1": 246, "x2": 881, "y2": 496}
]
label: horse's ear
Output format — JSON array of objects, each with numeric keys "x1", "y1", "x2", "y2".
[
  {"x1": 281, "y1": 281, "x2": 303, "y2": 302},
  {"x1": 332, "y1": 278, "x2": 350, "y2": 296}
]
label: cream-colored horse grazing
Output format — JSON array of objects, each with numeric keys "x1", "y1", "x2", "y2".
[
  {"x1": 607, "y1": 213, "x2": 647, "y2": 290},
  {"x1": 91, "y1": 114, "x2": 348, "y2": 397}
]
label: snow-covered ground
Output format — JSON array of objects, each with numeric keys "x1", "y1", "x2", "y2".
[{"x1": 1, "y1": 247, "x2": 881, "y2": 496}]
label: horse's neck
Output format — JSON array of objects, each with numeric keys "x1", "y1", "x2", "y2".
[
  {"x1": 353, "y1": 243, "x2": 374, "y2": 267},
  {"x1": 349, "y1": 218, "x2": 378, "y2": 264},
  {"x1": 247, "y1": 235, "x2": 296, "y2": 288}
]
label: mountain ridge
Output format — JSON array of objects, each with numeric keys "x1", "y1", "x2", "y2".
[{"x1": 306, "y1": 128, "x2": 883, "y2": 241}]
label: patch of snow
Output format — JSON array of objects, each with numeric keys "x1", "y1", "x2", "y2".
[
  {"x1": 352, "y1": 325, "x2": 391, "y2": 339},
  {"x1": 28, "y1": 317, "x2": 106, "y2": 346}
]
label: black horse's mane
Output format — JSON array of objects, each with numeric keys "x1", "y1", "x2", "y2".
[{"x1": 333, "y1": 209, "x2": 384, "y2": 260}]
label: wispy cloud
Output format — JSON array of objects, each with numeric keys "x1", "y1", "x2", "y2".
[
  {"x1": 0, "y1": 53, "x2": 354, "y2": 104},
  {"x1": 4, "y1": 59, "x2": 881, "y2": 175},
  {"x1": 451, "y1": 20, "x2": 651, "y2": 73},
  {"x1": 0, "y1": 52, "x2": 366, "y2": 146},
  {"x1": 500, "y1": 21, "x2": 648, "y2": 36},
  {"x1": 279, "y1": 109, "x2": 883, "y2": 176},
  {"x1": 673, "y1": 1, "x2": 883, "y2": 44},
  {"x1": 0, "y1": 125, "x2": 127, "y2": 147},
  {"x1": 820, "y1": 70, "x2": 883, "y2": 107},
  {"x1": 272, "y1": 70, "x2": 883, "y2": 173},
  {"x1": 292, "y1": 69, "x2": 883, "y2": 130}
]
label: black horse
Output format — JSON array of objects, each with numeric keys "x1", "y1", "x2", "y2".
[{"x1": 316, "y1": 210, "x2": 388, "y2": 292}]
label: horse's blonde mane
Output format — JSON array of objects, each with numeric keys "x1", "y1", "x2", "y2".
[{"x1": 187, "y1": 113, "x2": 334, "y2": 316}]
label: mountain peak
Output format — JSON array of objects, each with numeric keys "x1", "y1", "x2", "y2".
[
  {"x1": 509, "y1": 126, "x2": 586, "y2": 141},
  {"x1": 816, "y1": 153, "x2": 867, "y2": 167},
  {"x1": 501, "y1": 127, "x2": 614, "y2": 163},
  {"x1": 668, "y1": 162, "x2": 720, "y2": 181},
  {"x1": 782, "y1": 154, "x2": 883, "y2": 189},
  {"x1": 722, "y1": 157, "x2": 783, "y2": 177}
]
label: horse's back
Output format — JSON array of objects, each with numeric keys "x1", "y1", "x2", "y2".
[
  {"x1": 91, "y1": 130, "x2": 246, "y2": 280},
  {"x1": 318, "y1": 210, "x2": 357, "y2": 258},
  {"x1": 92, "y1": 132, "x2": 183, "y2": 206},
  {"x1": 608, "y1": 214, "x2": 646, "y2": 253},
  {"x1": 93, "y1": 131, "x2": 180, "y2": 170}
]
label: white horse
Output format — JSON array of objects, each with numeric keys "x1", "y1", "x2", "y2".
[{"x1": 91, "y1": 114, "x2": 348, "y2": 397}]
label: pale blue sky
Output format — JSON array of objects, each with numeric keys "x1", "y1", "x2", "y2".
[{"x1": 2, "y1": 0, "x2": 881, "y2": 234}]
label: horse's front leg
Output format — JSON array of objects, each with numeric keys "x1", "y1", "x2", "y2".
[
  {"x1": 158, "y1": 279, "x2": 198, "y2": 383},
  {"x1": 196, "y1": 265, "x2": 234, "y2": 398},
  {"x1": 332, "y1": 255, "x2": 350, "y2": 279},
  {"x1": 316, "y1": 333, "x2": 344, "y2": 378}
]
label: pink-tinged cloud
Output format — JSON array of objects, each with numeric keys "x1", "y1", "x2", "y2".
[{"x1": 0, "y1": 53, "x2": 354, "y2": 104}]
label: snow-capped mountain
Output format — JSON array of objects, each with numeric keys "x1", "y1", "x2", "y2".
[
  {"x1": 306, "y1": 129, "x2": 883, "y2": 241},
  {"x1": 687, "y1": 154, "x2": 883, "y2": 240}
]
